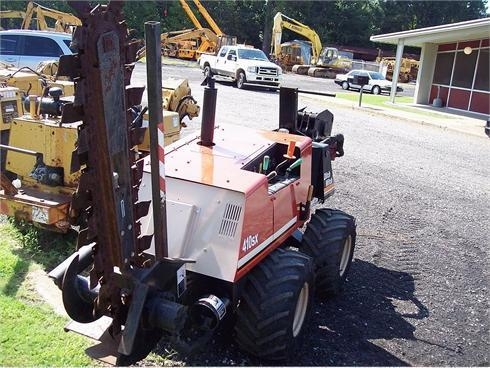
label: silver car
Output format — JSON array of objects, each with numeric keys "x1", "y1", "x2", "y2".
[
  {"x1": 334, "y1": 69, "x2": 403, "y2": 95},
  {"x1": 0, "y1": 29, "x2": 73, "y2": 70}
]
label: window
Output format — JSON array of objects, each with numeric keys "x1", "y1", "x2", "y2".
[
  {"x1": 474, "y1": 48, "x2": 489, "y2": 92},
  {"x1": 22, "y1": 35, "x2": 63, "y2": 57},
  {"x1": 452, "y1": 50, "x2": 478, "y2": 89},
  {"x1": 227, "y1": 49, "x2": 236, "y2": 60},
  {"x1": 433, "y1": 52, "x2": 454, "y2": 85},
  {"x1": 63, "y1": 39, "x2": 76, "y2": 53},
  {"x1": 237, "y1": 48, "x2": 268, "y2": 61},
  {"x1": 0, "y1": 34, "x2": 19, "y2": 55},
  {"x1": 368, "y1": 71, "x2": 385, "y2": 80},
  {"x1": 219, "y1": 47, "x2": 228, "y2": 57}
]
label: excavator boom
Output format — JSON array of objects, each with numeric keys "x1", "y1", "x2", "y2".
[{"x1": 271, "y1": 12, "x2": 322, "y2": 64}]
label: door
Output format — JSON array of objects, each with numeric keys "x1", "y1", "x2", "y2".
[
  {"x1": 214, "y1": 46, "x2": 228, "y2": 75},
  {"x1": 222, "y1": 49, "x2": 238, "y2": 78}
]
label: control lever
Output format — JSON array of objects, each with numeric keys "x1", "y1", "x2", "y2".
[{"x1": 286, "y1": 158, "x2": 303, "y2": 177}]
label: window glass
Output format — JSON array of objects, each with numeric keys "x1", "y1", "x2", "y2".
[
  {"x1": 0, "y1": 35, "x2": 19, "y2": 55},
  {"x1": 433, "y1": 52, "x2": 454, "y2": 85},
  {"x1": 368, "y1": 71, "x2": 384, "y2": 80},
  {"x1": 237, "y1": 48, "x2": 268, "y2": 61},
  {"x1": 22, "y1": 35, "x2": 63, "y2": 57},
  {"x1": 452, "y1": 50, "x2": 478, "y2": 89},
  {"x1": 219, "y1": 47, "x2": 228, "y2": 57},
  {"x1": 63, "y1": 39, "x2": 76, "y2": 53},
  {"x1": 474, "y1": 48, "x2": 489, "y2": 92}
]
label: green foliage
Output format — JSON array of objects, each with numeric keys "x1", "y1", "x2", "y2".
[
  {"x1": 2, "y1": 1, "x2": 487, "y2": 51},
  {"x1": 0, "y1": 0, "x2": 484, "y2": 76}
]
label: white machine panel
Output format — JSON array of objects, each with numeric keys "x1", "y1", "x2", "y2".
[{"x1": 138, "y1": 170, "x2": 245, "y2": 282}]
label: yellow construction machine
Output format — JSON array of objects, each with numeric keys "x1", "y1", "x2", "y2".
[
  {"x1": 378, "y1": 57, "x2": 419, "y2": 83},
  {"x1": 0, "y1": 75, "x2": 199, "y2": 232},
  {"x1": 271, "y1": 12, "x2": 352, "y2": 78},
  {"x1": 0, "y1": 60, "x2": 75, "y2": 97},
  {"x1": 137, "y1": 0, "x2": 236, "y2": 61},
  {"x1": 0, "y1": 1, "x2": 81, "y2": 33}
]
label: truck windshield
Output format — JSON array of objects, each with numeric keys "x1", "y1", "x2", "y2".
[{"x1": 237, "y1": 48, "x2": 269, "y2": 61}]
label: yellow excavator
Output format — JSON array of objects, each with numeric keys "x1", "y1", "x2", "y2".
[
  {"x1": 0, "y1": 2, "x2": 81, "y2": 33},
  {"x1": 271, "y1": 12, "x2": 352, "y2": 78}
]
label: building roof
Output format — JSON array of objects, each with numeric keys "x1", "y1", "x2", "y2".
[{"x1": 370, "y1": 17, "x2": 490, "y2": 47}]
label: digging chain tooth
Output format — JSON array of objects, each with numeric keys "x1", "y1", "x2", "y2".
[
  {"x1": 134, "y1": 201, "x2": 151, "y2": 220},
  {"x1": 126, "y1": 86, "x2": 145, "y2": 107},
  {"x1": 61, "y1": 102, "x2": 84, "y2": 124},
  {"x1": 136, "y1": 235, "x2": 153, "y2": 254},
  {"x1": 57, "y1": 54, "x2": 82, "y2": 79},
  {"x1": 131, "y1": 159, "x2": 145, "y2": 190},
  {"x1": 125, "y1": 39, "x2": 143, "y2": 64},
  {"x1": 130, "y1": 127, "x2": 147, "y2": 147}
]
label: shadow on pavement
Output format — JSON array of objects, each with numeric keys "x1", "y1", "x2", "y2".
[
  {"x1": 159, "y1": 259, "x2": 427, "y2": 366},
  {"x1": 292, "y1": 259, "x2": 429, "y2": 366}
]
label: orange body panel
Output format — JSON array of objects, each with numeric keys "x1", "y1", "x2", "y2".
[{"x1": 164, "y1": 124, "x2": 313, "y2": 280}]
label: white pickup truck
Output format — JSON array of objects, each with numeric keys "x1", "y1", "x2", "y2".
[{"x1": 198, "y1": 45, "x2": 282, "y2": 89}]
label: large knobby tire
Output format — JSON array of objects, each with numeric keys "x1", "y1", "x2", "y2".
[
  {"x1": 234, "y1": 248, "x2": 314, "y2": 360},
  {"x1": 236, "y1": 71, "x2": 246, "y2": 89},
  {"x1": 300, "y1": 208, "x2": 356, "y2": 298}
]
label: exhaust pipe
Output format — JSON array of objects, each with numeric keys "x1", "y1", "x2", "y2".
[{"x1": 199, "y1": 78, "x2": 217, "y2": 147}]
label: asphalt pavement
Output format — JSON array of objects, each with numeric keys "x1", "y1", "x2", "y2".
[{"x1": 142, "y1": 59, "x2": 489, "y2": 140}]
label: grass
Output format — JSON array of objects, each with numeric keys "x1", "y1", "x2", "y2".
[
  {"x1": 334, "y1": 92, "x2": 459, "y2": 120},
  {"x1": 0, "y1": 218, "x2": 178, "y2": 366},
  {"x1": 0, "y1": 219, "x2": 93, "y2": 366},
  {"x1": 335, "y1": 91, "x2": 412, "y2": 106}
]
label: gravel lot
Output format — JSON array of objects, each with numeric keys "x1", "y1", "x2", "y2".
[{"x1": 132, "y1": 63, "x2": 490, "y2": 366}]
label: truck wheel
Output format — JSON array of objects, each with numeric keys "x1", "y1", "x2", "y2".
[
  {"x1": 234, "y1": 248, "x2": 314, "y2": 360},
  {"x1": 341, "y1": 81, "x2": 349, "y2": 90},
  {"x1": 203, "y1": 65, "x2": 212, "y2": 77},
  {"x1": 236, "y1": 71, "x2": 246, "y2": 89},
  {"x1": 372, "y1": 85, "x2": 381, "y2": 95},
  {"x1": 300, "y1": 209, "x2": 356, "y2": 298}
]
